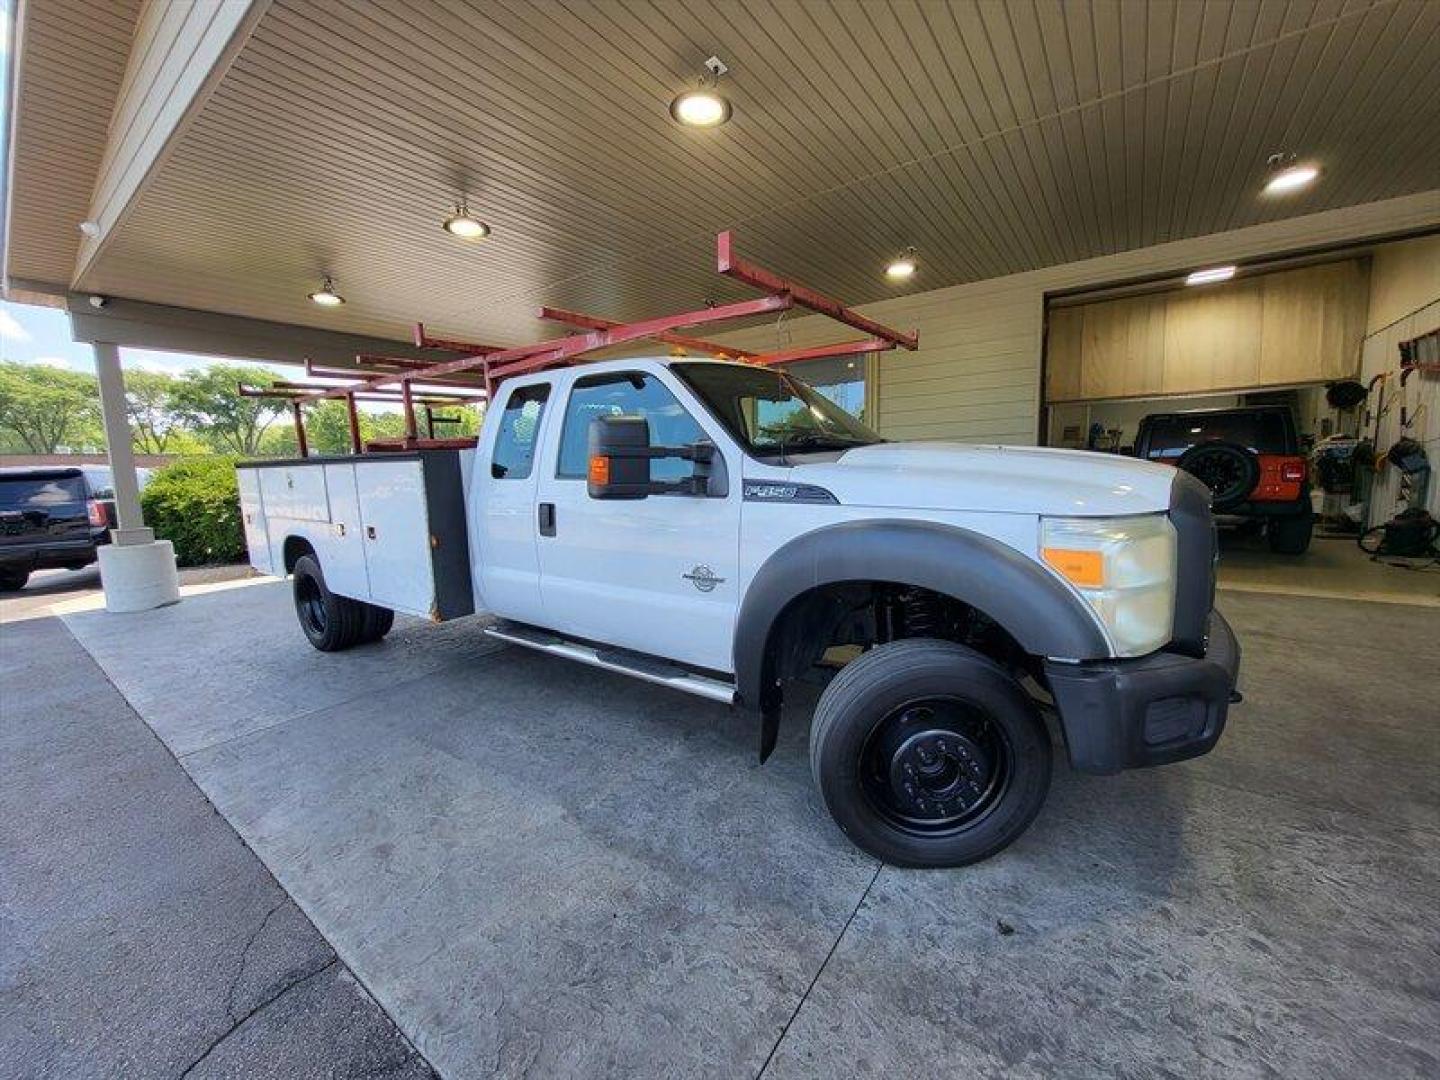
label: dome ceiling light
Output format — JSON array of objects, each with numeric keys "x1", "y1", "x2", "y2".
[
  {"x1": 1263, "y1": 153, "x2": 1320, "y2": 195},
  {"x1": 885, "y1": 247, "x2": 918, "y2": 281},
  {"x1": 442, "y1": 199, "x2": 491, "y2": 239},
  {"x1": 308, "y1": 275, "x2": 345, "y2": 306},
  {"x1": 670, "y1": 55, "x2": 732, "y2": 128}
]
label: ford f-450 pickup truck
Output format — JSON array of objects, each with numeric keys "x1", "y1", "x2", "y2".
[{"x1": 238, "y1": 356, "x2": 1239, "y2": 868}]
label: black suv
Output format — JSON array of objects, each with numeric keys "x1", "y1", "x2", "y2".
[
  {"x1": 1133, "y1": 405, "x2": 1313, "y2": 554},
  {"x1": 0, "y1": 467, "x2": 110, "y2": 591}
]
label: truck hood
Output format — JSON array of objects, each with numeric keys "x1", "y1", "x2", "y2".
[{"x1": 787, "y1": 441, "x2": 1177, "y2": 516}]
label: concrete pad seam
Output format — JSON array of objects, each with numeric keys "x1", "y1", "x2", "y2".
[
  {"x1": 178, "y1": 957, "x2": 339, "y2": 1078},
  {"x1": 754, "y1": 861, "x2": 883, "y2": 1080},
  {"x1": 47, "y1": 617, "x2": 442, "y2": 1080}
]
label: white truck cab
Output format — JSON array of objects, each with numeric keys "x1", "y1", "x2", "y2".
[{"x1": 239, "y1": 356, "x2": 1239, "y2": 868}]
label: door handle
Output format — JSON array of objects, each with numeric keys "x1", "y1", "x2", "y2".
[
  {"x1": 538, "y1": 502, "x2": 556, "y2": 537},
  {"x1": 365, "y1": 525, "x2": 377, "y2": 540}
]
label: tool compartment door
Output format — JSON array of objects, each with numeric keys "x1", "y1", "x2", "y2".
[
  {"x1": 355, "y1": 458, "x2": 434, "y2": 615},
  {"x1": 235, "y1": 467, "x2": 273, "y2": 574}
]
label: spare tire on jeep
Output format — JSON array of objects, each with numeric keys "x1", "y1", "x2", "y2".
[{"x1": 1176, "y1": 440, "x2": 1260, "y2": 510}]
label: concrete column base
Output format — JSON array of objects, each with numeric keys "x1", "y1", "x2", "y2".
[{"x1": 98, "y1": 540, "x2": 181, "y2": 613}]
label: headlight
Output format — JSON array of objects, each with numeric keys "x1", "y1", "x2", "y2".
[{"x1": 1041, "y1": 514, "x2": 1176, "y2": 657}]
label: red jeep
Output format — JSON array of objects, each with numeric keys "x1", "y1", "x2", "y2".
[{"x1": 1134, "y1": 405, "x2": 1313, "y2": 554}]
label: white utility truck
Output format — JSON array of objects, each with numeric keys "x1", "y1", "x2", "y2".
[{"x1": 238, "y1": 356, "x2": 1239, "y2": 868}]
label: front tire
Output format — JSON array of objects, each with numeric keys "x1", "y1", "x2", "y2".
[
  {"x1": 292, "y1": 555, "x2": 367, "y2": 651},
  {"x1": 810, "y1": 639, "x2": 1052, "y2": 868},
  {"x1": 1267, "y1": 512, "x2": 1313, "y2": 554}
]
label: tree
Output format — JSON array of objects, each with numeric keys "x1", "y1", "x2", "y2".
[
  {"x1": 124, "y1": 370, "x2": 181, "y2": 453},
  {"x1": 0, "y1": 362, "x2": 101, "y2": 452},
  {"x1": 170, "y1": 364, "x2": 284, "y2": 456}
]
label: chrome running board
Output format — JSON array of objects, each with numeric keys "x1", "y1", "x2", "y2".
[{"x1": 483, "y1": 622, "x2": 736, "y2": 705}]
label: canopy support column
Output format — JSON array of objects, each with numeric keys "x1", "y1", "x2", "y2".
[{"x1": 92, "y1": 342, "x2": 180, "y2": 611}]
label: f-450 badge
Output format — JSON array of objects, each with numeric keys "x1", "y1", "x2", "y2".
[{"x1": 682, "y1": 565, "x2": 725, "y2": 592}]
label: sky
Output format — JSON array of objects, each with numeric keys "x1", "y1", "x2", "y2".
[{"x1": 0, "y1": 0, "x2": 293, "y2": 384}]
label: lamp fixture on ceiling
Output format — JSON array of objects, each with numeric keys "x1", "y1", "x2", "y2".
[
  {"x1": 308, "y1": 275, "x2": 345, "y2": 306},
  {"x1": 1263, "y1": 153, "x2": 1320, "y2": 195},
  {"x1": 885, "y1": 247, "x2": 917, "y2": 281},
  {"x1": 670, "y1": 55, "x2": 732, "y2": 128},
  {"x1": 78, "y1": 220, "x2": 101, "y2": 238},
  {"x1": 1185, "y1": 265, "x2": 1236, "y2": 286},
  {"x1": 442, "y1": 199, "x2": 491, "y2": 239}
]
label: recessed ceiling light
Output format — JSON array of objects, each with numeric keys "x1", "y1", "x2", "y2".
[
  {"x1": 1185, "y1": 265, "x2": 1236, "y2": 286},
  {"x1": 885, "y1": 247, "x2": 917, "y2": 281},
  {"x1": 1264, "y1": 162, "x2": 1320, "y2": 195},
  {"x1": 442, "y1": 200, "x2": 490, "y2": 239},
  {"x1": 78, "y1": 220, "x2": 101, "y2": 237},
  {"x1": 670, "y1": 55, "x2": 732, "y2": 128},
  {"x1": 308, "y1": 276, "x2": 345, "y2": 306}
]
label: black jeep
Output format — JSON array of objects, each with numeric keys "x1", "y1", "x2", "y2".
[{"x1": 1133, "y1": 405, "x2": 1313, "y2": 554}]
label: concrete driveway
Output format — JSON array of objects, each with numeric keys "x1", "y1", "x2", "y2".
[{"x1": 48, "y1": 579, "x2": 1439, "y2": 1078}]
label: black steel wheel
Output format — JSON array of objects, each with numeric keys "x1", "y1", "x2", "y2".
[
  {"x1": 858, "y1": 697, "x2": 1014, "y2": 838},
  {"x1": 291, "y1": 554, "x2": 367, "y2": 651},
  {"x1": 1176, "y1": 440, "x2": 1260, "y2": 510},
  {"x1": 810, "y1": 639, "x2": 1051, "y2": 868}
]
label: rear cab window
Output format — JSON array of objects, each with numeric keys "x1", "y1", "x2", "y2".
[
  {"x1": 1142, "y1": 412, "x2": 1293, "y2": 460},
  {"x1": 0, "y1": 473, "x2": 88, "y2": 511},
  {"x1": 490, "y1": 383, "x2": 551, "y2": 479}
]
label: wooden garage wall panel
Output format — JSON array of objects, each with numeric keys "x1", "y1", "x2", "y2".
[
  {"x1": 1258, "y1": 261, "x2": 1371, "y2": 385},
  {"x1": 1161, "y1": 279, "x2": 1265, "y2": 393},
  {"x1": 1048, "y1": 259, "x2": 1370, "y2": 402}
]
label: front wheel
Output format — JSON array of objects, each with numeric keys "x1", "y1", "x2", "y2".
[{"x1": 809, "y1": 639, "x2": 1052, "y2": 868}]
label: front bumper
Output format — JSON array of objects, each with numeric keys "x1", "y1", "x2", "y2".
[{"x1": 1044, "y1": 611, "x2": 1240, "y2": 774}]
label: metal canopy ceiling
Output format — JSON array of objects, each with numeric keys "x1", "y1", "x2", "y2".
[{"x1": 11, "y1": 0, "x2": 1440, "y2": 347}]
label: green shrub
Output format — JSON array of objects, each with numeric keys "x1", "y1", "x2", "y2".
[{"x1": 140, "y1": 456, "x2": 246, "y2": 566}]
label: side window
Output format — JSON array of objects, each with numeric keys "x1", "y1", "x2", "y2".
[
  {"x1": 490, "y1": 383, "x2": 551, "y2": 479},
  {"x1": 557, "y1": 372, "x2": 706, "y2": 482}
]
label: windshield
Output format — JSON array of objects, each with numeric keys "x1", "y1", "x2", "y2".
[{"x1": 672, "y1": 362, "x2": 882, "y2": 460}]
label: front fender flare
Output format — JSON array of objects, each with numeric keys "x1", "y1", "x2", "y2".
[{"x1": 733, "y1": 519, "x2": 1110, "y2": 710}]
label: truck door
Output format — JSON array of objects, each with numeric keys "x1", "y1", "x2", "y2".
[
  {"x1": 534, "y1": 369, "x2": 740, "y2": 673},
  {"x1": 473, "y1": 380, "x2": 553, "y2": 626}
]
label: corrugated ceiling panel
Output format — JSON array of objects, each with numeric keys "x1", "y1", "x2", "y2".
[{"x1": 12, "y1": 0, "x2": 1435, "y2": 351}]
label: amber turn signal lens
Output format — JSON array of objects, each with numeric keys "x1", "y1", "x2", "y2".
[
  {"x1": 1041, "y1": 547, "x2": 1105, "y2": 588},
  {"x1": 588, "y1": 455, "x2": 610, "y2": 485}
]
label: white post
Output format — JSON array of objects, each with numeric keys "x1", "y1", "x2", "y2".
[{"x1": 92, "y1": 342, "x2": 180, "y2": 611}]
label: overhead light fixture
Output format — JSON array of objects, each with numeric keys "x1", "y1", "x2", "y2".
[
  {"x1": 670, "y1": 55, "x2": 732, "y2": 128},
  {"x1": 1263, "y1": 153, "x2": 1320, "y2": 195},
  {"x1": 885, "y1": 247, "x2": 917, "y2": 281},
  {"x1": 308, "y1": 276, "x2": 345, "y2": 306},
  {"x1": 442, "y1": 200, "x2": 490, "y2": 239},
  {"x1": 78, "y1": 220, "x2": 101, "y2": 238},
  {"x1": 1185, "y1": 265, "x2": 1236, "y2": 286}
]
